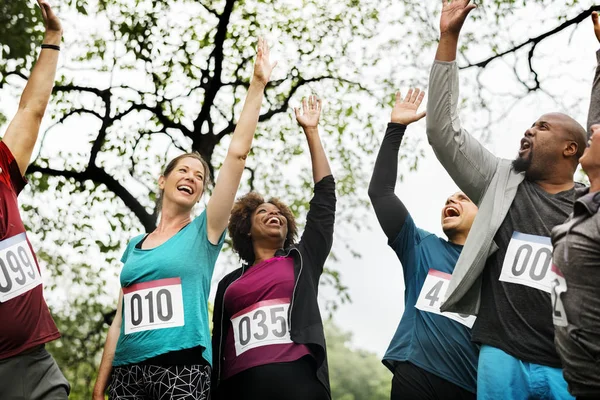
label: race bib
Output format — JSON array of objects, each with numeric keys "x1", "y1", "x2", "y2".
[
  {"x1": 550, "y1": 265, "x2": 568, "y2": 327},
  {"x1": 415, "y1": 269, "x2": 476, "y2": 328},
  {"x1": 0, "y1": 233, "x2": 42, "y2": 302},
  {"x1": 499, "y1": 232, "x2": 553, "y2": 293},
  {"x1": 123, "y1": 277, "x2": 185, "y2": 335},
  {"x1": 231, "y1": 298, "x2": 293, "y2": 356}
]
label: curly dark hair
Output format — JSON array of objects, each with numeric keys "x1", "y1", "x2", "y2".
[{"x1": 228, "y1": 192, "x2": 298, "y2": 264}]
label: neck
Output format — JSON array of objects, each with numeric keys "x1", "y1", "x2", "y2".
[
  {"x1": 156, "y1": 204, "x2": 192, "y2": 233},
  {"x1": 252, "y1": 240, "x2": 283, "y2": 265},
  {"x1": 588, "y1": 169, "x2": 600, "y2": 193},
  {"x1": 448, "y1": 231, "x2": 468, "y2": 246},
  {"x1": 532, "y1": 170, "x2": 574, "y2": 194}
]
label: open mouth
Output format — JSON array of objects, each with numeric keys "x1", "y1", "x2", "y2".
[
  {"x1": 519, "y1": 138, "x2": 532, "y2": 153},
  {"x1": 265, "y1": 216, "x2": 282, "y2": 226},
  {"x1": 177, "y1": 185, "x2": 194, "y2": 195},
  {"x1": 443, "y1": 206, "x2": 461, "y2": 219}
]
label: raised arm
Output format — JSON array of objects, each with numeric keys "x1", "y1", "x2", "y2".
[
  {"x1": 206, "y1": 38, "x2": 277, "y2": 243},
  {"x1": 3, "y1": 0, "x2": 62, "y2": 176},
  {"x1": 295, "y1": 96, "x2": 332, "y2": 183},
  {"x1": 427, "y1": 0, "x2": 498, "y2": 205},
  {"x1": 294, "y1": 96, "x2": 335, "y2": 274},
  {"x1": 93, "y1": 290, "x2": 124, "y2": 400},
  {"x1": 368, "y1": 89, "x2": 426, "y2": 241},
  {"x1": 587, "y1": 12, "x2": 600, "y2": 135}
]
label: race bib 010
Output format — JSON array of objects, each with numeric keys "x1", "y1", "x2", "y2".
[
  {"x1": 231, "y1": 298, "x2": 293, "y2": 356},
  {"x1": 550, "y1": 264, "x2": 568, "y2": 327},
  {"x1": 123, "y1": 277, "x2": 185, "y2": 335},
  {"x1": 0, "y1": 233, "x2": 42, "y2": 303},
  {"x1": 415, "y1": 269, "x2": 476, "y2": 328},
  {"x1": 499, "y1": 232, "x2": 553, "y2": 293}
]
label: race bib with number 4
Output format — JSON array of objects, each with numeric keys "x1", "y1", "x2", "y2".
[
  {"x1": 123, "y1": 277, "x2": 185, "y2": 335},
  {"x1": 550, "y1": 265, "x2": 568, "y2": 327},
  {"x1": 231, "y1": 298, "x2": 293, "y2": 356},
  {"x1": 0, "y1": 233, "x2": 42, "y2": 303},
  {"x1": 499, "y1": 232, "x2": 553, "y2": 293},
  {"x1": 415, "y1": 269, "x2": 476, "y2": 328}
]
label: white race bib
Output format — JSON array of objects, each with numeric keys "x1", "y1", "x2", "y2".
[
  {"x1": 499, "y1": 232, "x2": 553, "y2": 293},
  {"x1": 415, "y1": 269, "x2": 476, "y2": 328},
  {"x1": 231, "y1": 298, "x2": 293, "y2": 356},
  {"x1": 123, "y1": 277, "x2": 185, "y2": 335},
  {"x1": 0, "y1": 233, "x2": 42, "y2": 302},
  {"x1": 550, "y1": 264, "x2": 568, "y2": 327}
]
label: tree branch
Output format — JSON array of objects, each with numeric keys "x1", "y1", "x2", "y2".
[{"x1": 462, "y1": 5, "x2": 600, "y2": 69}]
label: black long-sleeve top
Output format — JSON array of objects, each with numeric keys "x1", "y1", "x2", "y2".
[{"x1": 368, "y1": 123, "x2": 409, "y2": 241}]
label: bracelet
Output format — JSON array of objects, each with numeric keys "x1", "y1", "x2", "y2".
[{"x1": 41, "y1": 44, "x2": 60, "y2": 51}]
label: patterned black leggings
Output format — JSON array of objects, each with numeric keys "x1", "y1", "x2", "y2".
[{"x1": 109, "y1": 364, "x2": 211, "y2": 400}]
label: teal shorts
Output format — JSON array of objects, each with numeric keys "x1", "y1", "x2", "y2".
[{"x1": 478, "y1": 345, "x2": 573, "y2": 400}]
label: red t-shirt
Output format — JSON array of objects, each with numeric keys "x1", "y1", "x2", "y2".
[
  {"x1": 0, "y1": 141, "x2": 59, "y2": 359},
  {"x1": 222, "y1": 256, "x2": 312, "y2": 380}
]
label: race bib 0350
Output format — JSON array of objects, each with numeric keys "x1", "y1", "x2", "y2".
[
  {"x1": 231, "y1": 298, "x2": 293, "y2": 356},
  {"x1": 415, "y1": 269, "x2": 476, "y2": 328},
  {"x1": 499, "y1": 232, "x2": 553, "y2": 293},
  {"x1": 550, "y1": 264, "x2": 568, "y2": 327},
  {"x1": 0, "y1": 233, "x2": 42, "y2": 303},
  {"x1": 123, "y1": 277, "x2": 185, "y2": 335}
]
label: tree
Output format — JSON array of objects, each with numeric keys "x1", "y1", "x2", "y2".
[
  {"x1": 2, "y1": 0, "x2": 599, "y2": 397},
  {"x1": 325, "y1": 320, "x2": 391, "y2": 400}
]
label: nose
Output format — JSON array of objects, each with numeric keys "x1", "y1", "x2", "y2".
[{"x1": 525, "y1": 128, "x2": 535, "y2": 137}]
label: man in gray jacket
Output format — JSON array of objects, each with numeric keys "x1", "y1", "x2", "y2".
[
  {"x1": 427, "y1": 1, "x2": 588, "y2": 399},
  {"x1": 550, "y1": 12, "x2": 600, "y2": 400}
]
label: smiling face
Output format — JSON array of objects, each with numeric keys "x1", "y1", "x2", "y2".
[
  {"x1": 513, "y1": 113, "x2": 586, "y2": 179},
  {"x1": 440, "y1": 192, "x2": 478, "y2": 239},
  {"x1": 158, "y1": 156, "x2": 207, "y2": 210},
  {"x1": 580, "y1": 125, "x2": 600, "y2": 173},
  {"x1": 249, "y1": 202, "x2": 289, "y2": 245}
]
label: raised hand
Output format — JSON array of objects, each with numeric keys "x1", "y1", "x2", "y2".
[
  {"x1": 593, "y1": 12, "x2": 600, "y2": 43},
  {"x1": 252, "y1": 38, "x2": 277, "y2": 88},
  {"x1": 37, "y1": 0, "x2": 62, "y2": 36},
  {"x1": 295, "y1": 95, "x2": 322, "y2": 131},
  {"x1": 391, "y1": 88, "x2": 426, "y2": 125},
  {"x1": 440, "y1": 0, "x2": 476, "y2": 37}
]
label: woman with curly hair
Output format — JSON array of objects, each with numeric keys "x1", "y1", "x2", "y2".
[
  {"x1": 211, "y1": 95, "x2": 335, "y2": 400},
  {"x1": 93, "y1": 39, "x2": 277, "y2": 400}
]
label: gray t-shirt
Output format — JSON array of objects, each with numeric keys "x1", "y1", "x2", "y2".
[{"x1": 472, "y1": 179, "x2": 580, "y2": 367}]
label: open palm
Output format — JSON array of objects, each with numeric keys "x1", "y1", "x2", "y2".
[
  {"x1": 440, "y1": 0, "x2": 476, "y2": 36},
  {"x1": 391, "y1": 88, "x2": 426, "y2": 125},
  {"x1": 295, "y1": 95, "x2": 322, "y2": 129},
  {"x1": 37, "y1": 0, "x2": 62, "y2": 34},
  {"x1": 252, "y1": 38, "x2": 277, "y2": 87}
]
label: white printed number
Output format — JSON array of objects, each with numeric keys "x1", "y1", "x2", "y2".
[
  {"x1": 0, "y1": 233, "x2": 42, "y2": 303},
  {"x1": 550, "y1": 265, "x2": 568, "y2": 327},
  {"x1": 123, "y1": 279, "x2": 184, "y2": 334},
  {"x1": 231, "y1": 300, "x2": 293, "y2": 356},
  {"x1": 415, "y1": 270, "x2": 476, "y2": 328},
  {"x1": 500, "y1": 232, "x2": 553, "y2": 293}
]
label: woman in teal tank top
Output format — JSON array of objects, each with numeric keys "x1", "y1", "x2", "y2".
[{"x1": 92, "y1": 39, "x2": 278, "y2": 400}]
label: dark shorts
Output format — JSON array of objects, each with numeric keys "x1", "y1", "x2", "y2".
[
  {"x1": 109, "y1": 364, "x2": 211, "y2": 400},
  {"x1": 0, "y1": 345, "x2": 70, "y2": 400},
  {"x1": 391, "y1": 361, "x2": 475, "y2": 400},
  {"x1": 218, "y1": 355, "x2": 329, "y2": 400}
]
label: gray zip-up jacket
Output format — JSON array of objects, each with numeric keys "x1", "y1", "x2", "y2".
[
  {"x1": 426, "y1": 60, "x2": 524, "y2": 315},
  {"x1": 426, "y1": 53, "x2": 598, "y2": 314}
]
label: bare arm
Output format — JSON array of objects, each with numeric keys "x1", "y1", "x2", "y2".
[
  {"x1": 434, "y1": 0, "x2": 476, "y2": 62},
  {"x1": 93, "y1": 290, "x2": 124, "y2": 400},
  {"x1": 206, "y1": 38, "x2": 277, "y2": 243},
  {"x1": 294, "y1": 96, "x2": 331, "y2": 182},
  {"x1": 3, "y1": 0, "x2": 62, "y2": 176}
]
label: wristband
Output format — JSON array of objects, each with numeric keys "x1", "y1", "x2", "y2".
[{"x1": 41, "y1": 44, "x2": 60, "y2": 51}]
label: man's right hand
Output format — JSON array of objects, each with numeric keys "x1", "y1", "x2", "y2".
[
  {"x1": 37, "y1": 0, "x2": 62, "y2": 40},
  {"x1": 390, "y1": 88, "x2": 426, "y2": 125},
  {"x1": 440, "y1": 0, "x2": 476, "y2": 37},
  {"x1": 592, "y1": 11, "x2": 600, "y2": 43}
]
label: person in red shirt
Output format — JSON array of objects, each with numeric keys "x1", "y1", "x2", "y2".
[{"x1": 0, "y1": 1, "x2": 69, "y2": 399}]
